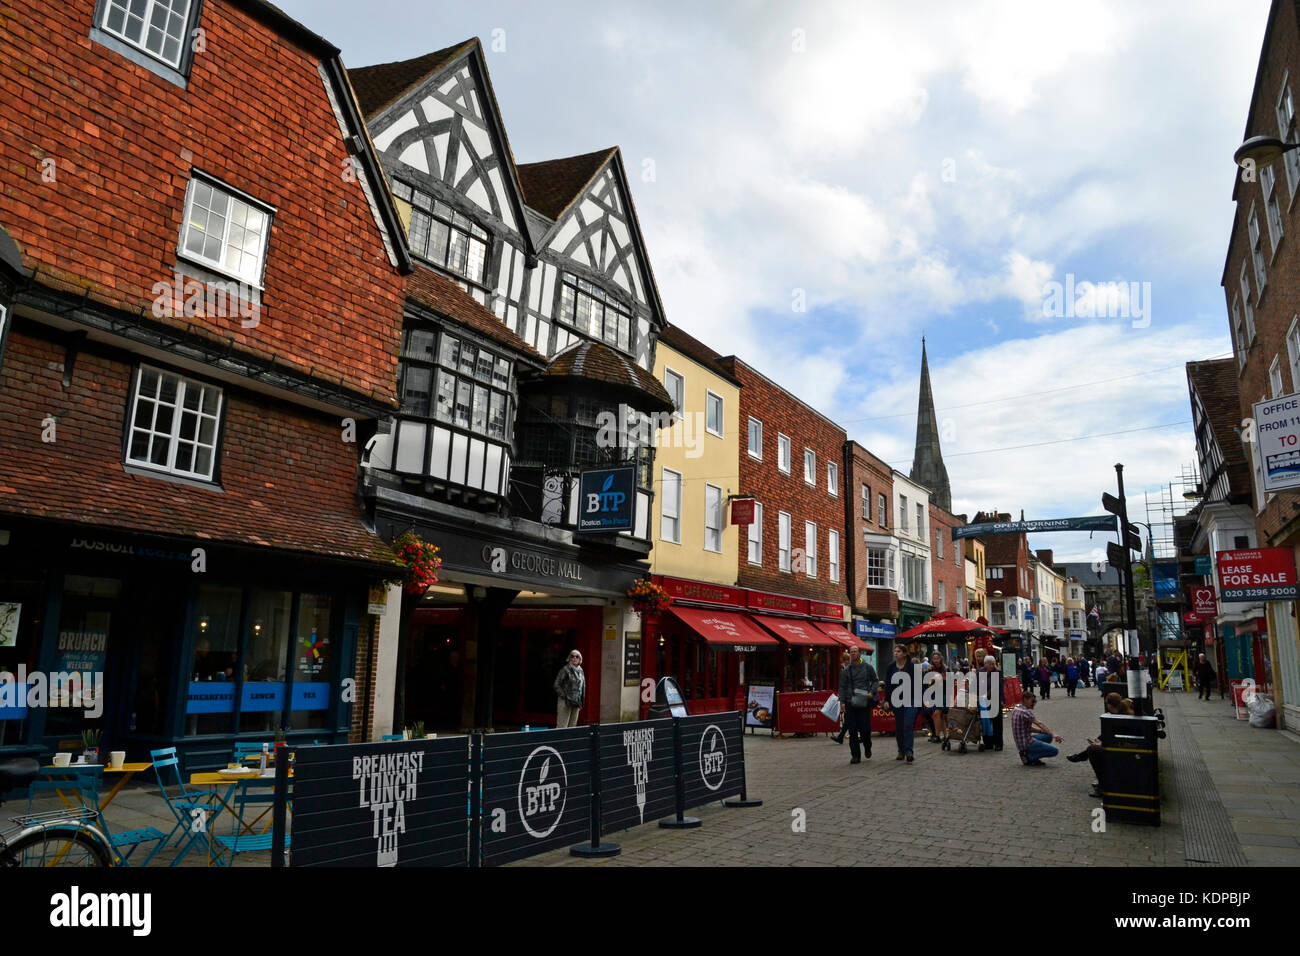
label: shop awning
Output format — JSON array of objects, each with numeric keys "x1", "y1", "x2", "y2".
[
  {"x1": 814, "y1": 621, "x2": 865, "y2": 649},
  {"x1": 750, "y1": 614, "x2": 842, "y2": 648},
  {"x1": 667, "y1": 606, "x2": 779, "y2": 648}
]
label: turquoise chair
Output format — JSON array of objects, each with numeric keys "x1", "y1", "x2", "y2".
[
  {"x1": 232, "y1": 741, "x2": 272, "y2": 765},
  {"x1": 33, "y1": 765, "x2": 165, "y2": 866},
  {"x1": 148, "y1": 747, "x2": 211, "y2": 866}
]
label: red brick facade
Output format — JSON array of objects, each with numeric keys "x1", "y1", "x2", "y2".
[
  {"x1": 846, "y1": 440, "x2": 896, "y2": 617},
  {"x1": 977, "y1": 511, "x2": 1032, "y2": 599},
  {"x1": 0, "y1": 1, "x2": 405, "y2": 400},
  {"x1": 0, "y1": 326, "x2": 390, "y2": 562},
  {"x1": 929, "y1": 503, "x2": 965, "y2": 615},
  {"x1": 716, "y1": 356, "x2": 849, "y2": 607}
]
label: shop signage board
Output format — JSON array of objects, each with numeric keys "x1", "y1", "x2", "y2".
[
  {"x1": 292, "y1": 737, "x2": 470, "y2": 867},
  {"x1": 855, "y1": 620, "x2": 897, "y2": 640},
  {"x1": 677, "y1": 713, "x2": 745, "y2": 809},
  {"x1": 808, "y1": 600, "x2": 845, "y2": 619},
  {"x1": 747, "y1": 590, "x2": 810, "y2": 615},
  {"x1": 654, "y1": 576, "x2": 746, "y2": 607},
  {"x1": 1191, "y1": 586, "x2": 1217, "y2": 618},
  {"x1": 598, "y1": 718, "x2": 677, "y2": 835},
  {"x1": 366, "y1": 586, "x2": 387, "y2": 617},
  {"x1": 480, "y1": 727, "x2": 591, "y2": 866},
  {"x1": 577, "y1": 466, "x2": 636, "y2": 533},
  {"x1": 1252, "y1": 393, "x2": 1300, "y2": 491},
  {"x1": 185, "y1": 682, "x2": 235, "y2": 714},
  {"x1": 660, "y1": 676, "x2": 688, "y2": 718},
  {"x1": 1216, "y1": 548, "x2": 1300, "y2": 602},
  {"x1": 775, "y1": 690, "x2": 839, "y2": 734},
  {"x1": 623, "y1": 635, "x2": 641, "y2": 687},
  {"x1": 1194, "y1": 555, "x2": 1213, "y2": 575},
  {"x1": 744, "y1": 681, "x2": 775, "y2": 728},
  {"x1": 729, "y1": 497, "x2": 755, "y2": 526}
]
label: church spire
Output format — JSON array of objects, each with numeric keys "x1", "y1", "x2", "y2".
[{"x1": 910, "y1": 338, "x2": 952, "y2": 511}]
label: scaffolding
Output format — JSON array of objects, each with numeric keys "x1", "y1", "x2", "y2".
[{"x1": 1144, "y1": 463, "x2": 1201, "y2": 646}]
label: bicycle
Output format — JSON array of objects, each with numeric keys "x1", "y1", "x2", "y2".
[{"x1": 0, "y1": 758, "x2": 114, "y2": 867}]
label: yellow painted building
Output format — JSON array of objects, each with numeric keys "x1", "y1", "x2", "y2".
[
  {"x1": 650, "y1": 327, "x2": 741, "y2": 584},
  {"x1": 964, "y1": 538, "x2": 987, "y2": 621}
]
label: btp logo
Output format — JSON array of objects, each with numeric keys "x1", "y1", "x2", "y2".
[
  {"x1": 585, "y1": 473, "x2": 626, "y2": 516},
  {"x1": 698, "y1": 724, "x2": 727, "y2": 791},
  {"x1": 517, "y1": 746, "x2": 567, "y2": 838}
]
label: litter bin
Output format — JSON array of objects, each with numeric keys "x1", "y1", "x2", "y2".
[{"x1": 1098, "y1": 713, "x2": 1160, "y2": 826}]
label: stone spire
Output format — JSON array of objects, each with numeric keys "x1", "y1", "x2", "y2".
[{"x1": 910, "y1": 337, "x2": 952, "y2": 511}]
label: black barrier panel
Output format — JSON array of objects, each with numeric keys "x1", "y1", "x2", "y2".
[
  {"x1": 292, "y1": 737, "x2": 470, "y2": 867},
  {"x1": 480, "y1": 726, "x2": 591, "y2": 866},
  {"x1": 678, "y1": 712, "x2": 745, "y2": 810},
  {"x1": 598, "y1": 718, "x2": 677, "y2": 835}
]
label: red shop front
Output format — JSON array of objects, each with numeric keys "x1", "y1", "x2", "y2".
[{"x1": 641, "y1": 576, "x2": 856, "y2": 718}]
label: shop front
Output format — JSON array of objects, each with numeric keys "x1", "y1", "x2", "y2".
[
  {"x1": 642, "y1": 576, "x2": 852, "y2": 718},
  {"x1": 852, "y1": 620, "x2": 895, "y2": 670},
  {"x1": 898, "y1": 599, "x2": 935, "y2": 633},
  {"x1": 0, "y1": 518, "x2": 377, "y2": 767}
]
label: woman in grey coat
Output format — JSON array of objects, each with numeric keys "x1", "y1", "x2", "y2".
[
  {"x1": 554, "y1": 649, "x2": 585, "y2": 727},
  {"x1": 837, "y1": 647, "x2": 879, "y2": 764}
]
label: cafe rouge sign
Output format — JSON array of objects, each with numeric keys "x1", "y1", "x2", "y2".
[
  {"x1": 1216, "y1": 548, "x2": 1300, "y2": 603},
  {"x1": 651, "y1": 576, "x2": 844, "y2": 619}
]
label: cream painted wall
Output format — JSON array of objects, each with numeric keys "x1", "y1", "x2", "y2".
[{"x1": 650, "y1": 342, "x2": 741, "y2": 585}]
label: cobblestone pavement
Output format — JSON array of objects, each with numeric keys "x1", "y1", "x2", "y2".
[
  {"x1": 14, "y1": 689, "x2": 1295, "y2": 868},
  {"x1": 518, "y1": 689, "x2": 1300, "y2": 867}
]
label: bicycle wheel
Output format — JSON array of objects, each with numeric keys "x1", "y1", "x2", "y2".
[{"x1": 4, "y1": 828, "x2": 112, "y2": 867}]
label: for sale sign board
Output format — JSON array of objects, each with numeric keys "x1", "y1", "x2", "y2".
[
  {"x1": 1252, "y1": 394, "x2": 1300, "y2": 491},
  {"x1": 1216, "y1": 548, "x2": 1299, "y2": 603}
]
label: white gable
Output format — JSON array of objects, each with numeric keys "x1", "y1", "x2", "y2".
[{"x1": 547, "y1": 165, "x2": 649, "y2": 308}]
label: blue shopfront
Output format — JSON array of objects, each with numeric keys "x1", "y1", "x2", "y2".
[
  {"x1": 853, "y1": 620, "x2": 896, "y2": 670},
  {"x1": 0, "y1": 518, "x2": 378, "y2": 768}
]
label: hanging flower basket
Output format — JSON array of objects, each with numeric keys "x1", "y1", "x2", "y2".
[
  {"x1": 627, "y1": 579, "x2": 672, "y2": 617},
  {"x1": 393, "y1": 531, "x2": 442, "y2": 597}
]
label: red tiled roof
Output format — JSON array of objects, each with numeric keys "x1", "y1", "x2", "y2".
[
  {"x1": 657, "y1": 325, "x2": 742, "y2": 387},
  {"x1": 1186, "y1": 359, "x2": 1251, "y2": 496},
  {"x1": 406, "y1": 267, "x2": 545, "y2": 364},
  {"x1": 544, "y1": 341, "x2": 673, "y2": 411},
  {"x1": 347, "y1": 41, "x2": 476, "y2": 118},
  {"x1": 515, "y1": 148, "x2": 616, "y2": 220}
]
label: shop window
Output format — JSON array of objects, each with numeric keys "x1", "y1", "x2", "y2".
[
  {"x1": 239, "y1": 590, "x2": 291, "y2": 733},
  {"x1": 290, "y1": 594, "x2": 332, "y2": 730},
  {"x1": 43, "y1": 575, "x2": 120, "y2": 738},
  {"x1": 0, "y1": 573, "x2": 48, "y2": 747},
  {"x1": 186, "y1": 585, "x2": 242, "y2": 736}
]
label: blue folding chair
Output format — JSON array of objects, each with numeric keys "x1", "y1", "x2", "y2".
[
  {"x1": 148, "y1": 747, "x2": 211, "y2": 866},
  {"x1": 33, "y1": 765, "x2": 165, "y2": 866},
  {"x1": 232, "y1": 742, "x2": 272, "y2": 765}
]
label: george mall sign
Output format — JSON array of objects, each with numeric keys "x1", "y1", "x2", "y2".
[{"x1": 1216, "y1": 548, "x2": 1299, "y2": 603}]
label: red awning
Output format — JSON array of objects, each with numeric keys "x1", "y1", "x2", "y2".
[
  {"x1": 750, "y1": 614, "x2": 842, "y2": 648},
  {"x1": 814, "y1": 621, "x2": 865, "y2": 649},
  {"x1": 667, "y1": 606, "x2": 779, "y2": 647}
]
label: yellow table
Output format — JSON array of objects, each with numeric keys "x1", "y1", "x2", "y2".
[
  {"x1": 41, "y1": 762, "x2": 152, "y2": 811},
  {"x1": 188, "y1": 770, "x2": 291, "y2": 867},
  {"x1": 98, "y1": 762, "x2": 154, "y2": 810}
]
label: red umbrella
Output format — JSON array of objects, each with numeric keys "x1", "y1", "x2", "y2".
[{"x1": 898, "y1": 611, "x2": 996, "y2": 641}]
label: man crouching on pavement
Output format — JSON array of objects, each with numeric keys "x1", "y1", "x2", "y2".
[{"x1": 1011, "y1": 691, "x2": 1063, "y2": 766}]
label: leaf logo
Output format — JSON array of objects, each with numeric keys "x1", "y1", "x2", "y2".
[
  {"x1": 602, "y1": 474, "x2": 614, "y2": 493},
  {"x1": 710, "y1": 736, "x2": 718, "y2": 752},
  {"x1": 540, "y1": 757, "x2": 550, "y2": 782}
]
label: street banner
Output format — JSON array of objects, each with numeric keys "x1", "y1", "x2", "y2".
[
  {"x1": 1216, "y1": 548, "x2": 1300, "y2": 603},
  {"x1": 1252, "y1": 394, "x2": 1300, "y2": 492},
  {"x1": 1191, "y1": 586, "x2": 1217, "y2": 618},
  {"x1": 952, "y1": 515, "x2": 1117, "y2": 539}
]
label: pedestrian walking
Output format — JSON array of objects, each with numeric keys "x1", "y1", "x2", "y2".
[
  {"x1": 1195, "y1": 653, "x2": 1216, "y2": 700},
  {"x1": 923, "y1": 651, "x2": 949, "y2": 744},
  {"x1": 1021, "y1": 657, "x2": 1036, "y2": 691},
  {"x1": 553, "y1": 649, "x2": 585, "y2": 727},
  {"x1": 885, "y1": 644, "x2": 920, "y2": 763},
  {"x1": 980, "y1": 653, "x2": 1004, "y2": 750},
  {"x1": 1037, "y1": 660, "x2": 1052, "y2": 699},
  {"x1": 1078, "y1": 657, "x2": 1091, "y2": 688},
  {"x1": 1053, "y1": 658, "x2": 1065, "y2": 688},
  {"x1": 1094, "y1": 659, "x2": 1109, "y2": 694},
  {"x1": 833, "y1": 647, "x2": 853, "y2": 744},
  {"x1": 1065, "y1": 658, "x2": 1079, "y2": 697},
  {"x1": 837, "y1": 646, "x2": 879, "y2": 763},
  {"x1": 1011, "y1": 691, "x2": 1063, "y2": 765}
]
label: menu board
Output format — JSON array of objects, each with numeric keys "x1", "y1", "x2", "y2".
[
  {"x1": 745, "y1": 681, "x2": 776, "y2": 728},
  {"x1": 661, "y1": 677, "x2": 688, "y2": 718},
  {"x1": 623, "y1": 634, "x2": 642, "y2": 687}
]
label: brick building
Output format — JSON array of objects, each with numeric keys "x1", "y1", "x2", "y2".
[
  {"x1": 1220, "y1": 0, "x2": 1300, "y2": 729},
  {"x1": 0, "y1": 0, "x2": 409, "y2": 763},
  {"x1": 977, "y1": 511, "x2": 1035, "y2": 656},
  {"x1": 929, "y1": 503, "x2": 966, "y2": 618},
  {"x1": 845, "y1": 440, "x2": 897, "y2": 666}
]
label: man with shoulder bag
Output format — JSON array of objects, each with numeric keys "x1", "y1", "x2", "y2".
[{"x1": 838, "y1": 646, "x2": 879, "y2": 764}]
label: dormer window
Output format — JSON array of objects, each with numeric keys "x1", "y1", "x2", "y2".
[
  {"x1": 393, "y1": 181, "x2": 490, "y2": 285},
  {"x1": 557, "y1": 274, "x2": 632, "y2": 354}
]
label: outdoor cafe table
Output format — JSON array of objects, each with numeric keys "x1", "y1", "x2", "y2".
[
  {"x1": 186, "y1": 770, "x2": 292, "y2": 866},
  {"x1": 40, "y1": 762, "x2": 154, "y2": 811}
]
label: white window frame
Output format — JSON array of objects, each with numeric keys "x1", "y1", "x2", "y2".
[
  {"x1": 862, "y1": 484, "x2": 870, "y2": 521},
  {"x1": 1248, "y1": 206, "x2": 1268, "y2": 296},
  {"x1": 936, "y1": 529, "x2": 943, "y2": 559},
  {"x1": 805, "y1": 521, "x2": 817, "y2": 578},
  {"x1": 938, "y1": 580, "x2": 945, "y2": 613},
  {"x1": 748, "y1": 417, "x2": 763, "y2": 459},
  {"x1": 827, "y1": 461, "x2": 838, "y2": 496},
  {"x1": 899, "y1": 494, "x2": 908, "y2": 531},
  {"x1": 878, "y1": 493, "x2": 887, "y2": 528},
  {"x1": 804, "y1": 448, "x2": 816, "y2": 485},
  {"x1": 1271, "y1": 355, "x2": 1284, "y2": 398},
  {"x1": 829, "y1": 529, "x2": 840, "y2": 583},
  {"x1": 178, "y1": 175, "x2": 273, "y2": 288},
  {"x1": 99, "y1": 0, "x2": 195, "y2": 70},
  {"x1": 125, "y1": 364, "x2": 223, "y2": 481},
  {"x1": 1279, "y1": 74, "x2": 1300, "y2": 201},
  {"x1": 1232, "y1": 296, "x2": 1248, "y2": 369},
  {"x1": 1287, "y1": 316, "x2": 1300, "y2": 392},
  {"x1": 660, "y1": 467, "x2": 682, "y2": 543},
  {"x1": 916, "y1": 503, "x2": 924, "y2": 538},
  {"x1": 1263, "y1": 163, "x2": 1285, "y2": 255},
  {"x1": 778, "y1": 512, "x2": 792, "y2": 572},
  {"x1": 1240, "y1": 265, "x2": 1257, "y2": 344},
  {"x1": 748, "y1": 501, "x2": 763, "y2": 566},
  {"x1": 705, "y1": 390, "x2": 724, "y2": 438},
  {"x1": 778, "y1": 434, "x2": 791, "y2": 474},
  {"x1": 704, "y1": 483, "x2": 723, "y2": 552},
  {"x1": 664, "y1": 368, "x2": 684, "y2": 419}
]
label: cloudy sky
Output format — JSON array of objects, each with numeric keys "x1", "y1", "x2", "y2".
[{"x1": 284, "y1": 0, "x2": 1269, "y2": 560}]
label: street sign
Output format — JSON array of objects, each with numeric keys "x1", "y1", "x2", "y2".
[
  {"x1": 1252, "y1": 394, "x2": 1300, "y2": 492},
  {"x1": 1216, "y1": 548, "x2": 1300, "y2": 602},
  {"x1": 1107, "y1": 541, "x2": 1128, "y2": 570}
]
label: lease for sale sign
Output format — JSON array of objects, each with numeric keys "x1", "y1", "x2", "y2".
[
  {"x1": 1216, "y1": 548, "x2": 1299, "y2": 602},
  {"x1": 1253, "y1": 394, "x2": 1300, "y2": 492}
]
